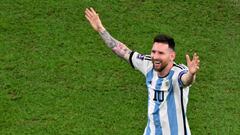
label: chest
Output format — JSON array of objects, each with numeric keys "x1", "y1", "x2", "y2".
[{"x1": 145, "y1": 70, "x2": 177, "y2": 103}]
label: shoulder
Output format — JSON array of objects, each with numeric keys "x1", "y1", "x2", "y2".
[
  {"x1": 129, "y1": 52, "x2": 152, "y2": 65},
  {"x1": 173, "y1": 63, "x2": 188, "y2": 71},
  {"x1": 129, "y1": 52, "x2": 153, "y2": 75},
  {"x1": 172, "y1": 63, "x2": 188, "y2": 77},
  {"x1": 131, "y1": 52, "x2": 151, "y2": 61}
]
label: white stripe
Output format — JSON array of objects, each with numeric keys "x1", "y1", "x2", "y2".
[
  {"x1": 172, "y1": 67, "x2": 188, "y2": 135},
  {"x1": 174, "y1": 86, "x2": 184, "y2": 135},
  {"x1": 183, "y1": 87, "x2": 190, "y2": 135},
  {"x1": 172, "y1": 74, "x2": 184, "y2": 135},
  {"x1": 150, "y1": 122, "x2": 156, "y2": 135},
  {"x1": 186, "y1": 119, "x2": 191, "y2": 135},
  {"x1": 148, "y1": 102, "x2": 156, "y2": 134},
  {"x1": 160, "y1": 100, "x2": 171, "y2": 135}
]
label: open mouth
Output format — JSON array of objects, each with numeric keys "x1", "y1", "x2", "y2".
[{"x1": 154, "y1": 61, "x2": 161, "y2": 65}]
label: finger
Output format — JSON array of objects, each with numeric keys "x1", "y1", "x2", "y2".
[
  {"x1": 196, "y1": 56, "x2": 199, "y2": 62},
  {"x1": 194, "y1": 60, "x2": 199, "y2": 67},
  {"x1": 195, "y1": 54, "x2": 200, "y2": 64},
  {"x1": 85, "y1": 12, "x2": 91, "y2": 20},
  {"x1": 196, "y1": 66, "x2": 200, "y2": 71},
  {"x1": 85, "y1": 8, "x2": 93, "y2": 18},
  {"x1": 85, "y1": 14, "x2": 91, "y2": 22},
  {"x1": 194, "y1": 54, "x2": 199, "y2": 63},
  {"x1": 186, "y1": 54, "x2": 191, "y2": 64},
  {"x1": 193, "y1": 53, "x2": 197, "y2": 61},
  {"x1": 85, "y1": 15, "x2": 95, "y2": 27},
  {"x1": 196, "y1": 60, "x2": 200, "y2": 66},
  {"x1": 90, "y1": 7, "x2": 97, "y2": 15},
  {"x1": 85, "y1": 9, "x2": 91, "y2": 18}
]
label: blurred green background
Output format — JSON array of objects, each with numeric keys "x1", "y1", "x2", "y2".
[{"x1": 0, "y1": 0, "x2": 239, "y2": 134}]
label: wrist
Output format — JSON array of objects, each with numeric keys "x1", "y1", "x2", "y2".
[
  {"x1": 97, "y1": 26, "x2": 105, "y2": 33},
  {"x1": 187, "y1": 71, "x2": 195, "y2": 78}
]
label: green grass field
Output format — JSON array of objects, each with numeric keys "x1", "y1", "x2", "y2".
[{"x1": 0, "y1": 0, "x2": 239, "y2": 134}]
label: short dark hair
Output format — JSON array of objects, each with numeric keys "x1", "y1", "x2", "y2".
[{"x1": 153, "y1": 34, "x2": 175, "y2": 51}]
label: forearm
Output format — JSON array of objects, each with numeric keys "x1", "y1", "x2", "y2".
[
  {"x1": 99, "y1": 30, "x2": 118, "y2": 49},
  {"x1": 99, "y1": 30, "x2": 132, "y2": 61},
  {"x1": 181, "y1": 72, "x2": 196, "y2": 86}
]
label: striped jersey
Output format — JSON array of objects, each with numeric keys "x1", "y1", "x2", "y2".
[{"x1": 129, "y1": 51, "x2": 191, "y2": 135}]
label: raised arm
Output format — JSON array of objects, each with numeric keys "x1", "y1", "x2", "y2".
[
  {"x1": 85, "y1": 7, "x2": 132, "y2": 61},
  {"x1": 181, "y1": 53, "x2": 200, "y2": 86}
]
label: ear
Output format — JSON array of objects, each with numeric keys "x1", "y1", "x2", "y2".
[{"x1": 170, "y1": 51, "x2": 176, "y2": 61}]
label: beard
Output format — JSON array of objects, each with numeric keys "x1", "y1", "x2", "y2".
[{"x1": 152, "y1": 60, "x2": 168, "y2": 72}]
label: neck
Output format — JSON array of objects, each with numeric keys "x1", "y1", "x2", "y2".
[{"x1": 157, "y1": 62, "x2": 173, "y2": 77}]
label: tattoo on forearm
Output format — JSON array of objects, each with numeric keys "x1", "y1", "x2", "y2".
[
  {"x1": 99, "y1": 30, "x2": 118, "y2": 48},
  {"x1": 112, "y1": 44, "x2": 131, "y2": 59},
  {"x1": 99, "y1": 30, "x2": 132, "y2": 60}
]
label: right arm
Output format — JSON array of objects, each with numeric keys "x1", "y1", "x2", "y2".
[
  {"x1": 181, "y1": 53, "x2": 200, "y2": 86},
  {"x1": 85, "y1": 7, "x2": 132, "y2": 61}
]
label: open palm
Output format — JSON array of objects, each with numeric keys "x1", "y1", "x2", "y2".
[
  {"x1": 85, "y1": 8, "x2": 104, "y2": 32},
  {"x1": 186, "y1": 53, "x2": 200, "y2": 75}
]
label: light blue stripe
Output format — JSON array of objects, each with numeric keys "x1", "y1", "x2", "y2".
[
  {"x1": 146, "y1": 69, "x2": 154, "y2": 86},
  {"x1": 145, "y1": 120, "x2": 151, "y2": 135},
  {"x1": 145, "y1": 102, "x2": 151, "y2": 135},
  {"x1": 153, "y1": 106, "x2": 162, "y2": 135},
  {"x1": 167, "y1": 70, "x2": 178, "y2": 134}
]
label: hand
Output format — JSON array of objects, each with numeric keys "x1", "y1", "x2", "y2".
[
  {"x1": 85, "y1": 7, "x2": 105, "y2": 32},
  {"x1": 186, "y1": 53, "x2": 200, "y2": 75}
]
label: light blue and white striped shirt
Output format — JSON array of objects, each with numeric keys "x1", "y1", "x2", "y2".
[{"x1": 129, "y1": 51, "x2": 191, "y2": 135}]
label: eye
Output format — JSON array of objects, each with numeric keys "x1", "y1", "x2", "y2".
[{"x1": 159, "y1": 51, "x2": 164, "y2": 55}]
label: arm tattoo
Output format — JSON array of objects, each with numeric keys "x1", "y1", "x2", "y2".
[
  {"x1": 112, "y1": 43, "x2": 132, "y2": 59},
  {"x1": 99, "y1": 30, "x2": 118, "y2": 48},
  {"x1": 99, "y1": 30, "x2": 132, "y2": 61}
]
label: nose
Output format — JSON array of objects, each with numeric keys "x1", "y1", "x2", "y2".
[{"x1": 152, "y1": 53, "x2": 160, "y2": 60}]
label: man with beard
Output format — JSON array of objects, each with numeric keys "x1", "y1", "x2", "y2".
[{"x1": 85, "y1": 7, "x2": 200, "y2": 135}]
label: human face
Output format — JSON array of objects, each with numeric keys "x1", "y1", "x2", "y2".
[{"x1": 151, "y1": 42, "x2": 175, "y2": 72}]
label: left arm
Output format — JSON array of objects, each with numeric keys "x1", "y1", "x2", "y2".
[{"x1": 181, "y1": 53, "x2": 200, "y2": 86}]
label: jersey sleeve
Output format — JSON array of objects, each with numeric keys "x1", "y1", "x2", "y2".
[
  {"x1": 129, "y1": 51, "x2": 152, "y2": 75},
  {"x1": 177, "y1": 64, "x2": 189, "y2": 88}
]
